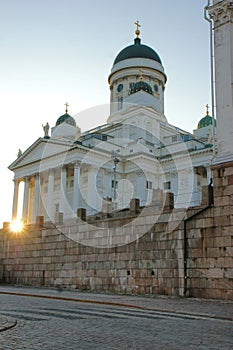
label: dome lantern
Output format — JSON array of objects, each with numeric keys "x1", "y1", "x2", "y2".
[
  {"x1": 197, "y1": 104, "x2": 216, "y2": 129},
  {"x1": 56, "y1": 102, "x2": 76, "y2": 127}
]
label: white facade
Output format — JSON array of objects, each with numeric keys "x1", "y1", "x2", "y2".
[
  {"x1": 9, "y1": 31, "x2": 215, "y2": 224},
  {"x1": 208, "y1": 0, "x2": 233, "y2": 164}
]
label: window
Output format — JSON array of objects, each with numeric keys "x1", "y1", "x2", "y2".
[
  {"x1": 66, "y1": 179, "x2": 74, "y2": 189},
  {"x1": 146, "y1": 181, "x2": 152, "y2": 190},
  {"x1": 164, "y1": 181, "x2": 171, "y2": 190},
  {"x1": 172, "y1": 135, "x2": 178, "y2": 142},
  {"x1": 112, "y1": 180, "x2": 118, "y2": 188},
  {"x1": 55, "y1": 204, "x2": 59, "y2": 212},
  {"x1": 118, "y1": 96, "x2": 123, "y2": 110}
]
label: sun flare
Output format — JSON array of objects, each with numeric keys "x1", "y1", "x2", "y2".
[{"x1": 10, "y1": 220, "x2": 24, "y2": 233}]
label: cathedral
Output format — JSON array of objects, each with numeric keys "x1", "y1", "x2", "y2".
[
  {"x1": 9, "y1": 24, "x2": 216, "y2": 224},
  {"x1": 2, "y1": 1, "x2": 233, "y2": 300}
]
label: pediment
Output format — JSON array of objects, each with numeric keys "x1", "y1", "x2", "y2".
[{"x1": 9, "y1": 138, "x2": 72, "y2": 170}]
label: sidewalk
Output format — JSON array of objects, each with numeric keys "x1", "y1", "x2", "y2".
[{"x1": 0, "y1": 285, "x2": 232, "y2": 325}]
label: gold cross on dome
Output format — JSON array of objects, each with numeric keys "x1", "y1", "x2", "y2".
[
  {"x1": 206, "y1": 104, "x2": 209, "y2": 115},
  {"x1": 65, "y1": 102, "x2": 69, "y2": 113},
  {"x1": 135, "y1": 20, "x2": 141, "y2": 31},
  {"x1": 135, "y1": 20, "x2": 141, "y2": 37}
]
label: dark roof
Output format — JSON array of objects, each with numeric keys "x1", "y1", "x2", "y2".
[
  {"x1": 198, "y1": 115, "x2": 216, "y2": 129},
  {"x1": 114, "y1": 37, "x2": 162, "y2": 65},
  {"x1": 56, "y1": 113, "x2": 76, "y2": 127}
]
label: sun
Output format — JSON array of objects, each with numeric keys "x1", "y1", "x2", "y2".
[{"x1": 10, "y1": 220, "x2": 24, "y2": 233}]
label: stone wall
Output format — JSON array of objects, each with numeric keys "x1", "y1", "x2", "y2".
[
  {"x1": 0, "y1": 164, "x2": 232, "y2": 300},
  {"x1": 0, "y1": 207, "x2": 186, "y2": 296}
]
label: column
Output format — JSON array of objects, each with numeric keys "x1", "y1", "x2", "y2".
[
  {"x1": 32, "y1": 173, "x2": 40, "y2": 223},
  {"x1": 87, "y1": 166, "x2": 98, "y2": 214},
  {"x1": 72, "y1": 163, "x2": 81, "y2": 214},
  {"x1": 136, "y1": 173, "x2": 146, "y2": 206},
  {"x1": 191, "y1": 168, "x2": 199, "y2": 206},
  {"x1": 27, "y1": 180, "x2": 34, "y2": 223},
  {"x1": 47, "y1": 169, "x2": 54, "y2": 221},
  {"x1": 12, "y1": 178, "x2": 20, "y2": 220},
  {"x1": 176, "y1": 169, "x2": 193, "y2": 208},
  {"x1": 22, "y1": 176, "x2": 30, "y2": 223},
  {"x1": 59, "y1": 166, "x2": 67, "y2": 217}
]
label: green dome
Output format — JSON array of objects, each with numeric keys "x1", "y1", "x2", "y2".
[
  {"x1": 56, "y1": 113, "x2": 76, "y2": 127},
  {"x1": 114, "y1": 37, "x2": 162, "y2": 65},
  {"x1": 129, "y1": 81, "x2": 153, "y2": 95},
  {"x1": 198, "y1": 114, "x2": 216, "y2": 129}
]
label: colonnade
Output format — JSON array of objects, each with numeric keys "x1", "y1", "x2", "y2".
[
  {"x1": 11, "y1": 162, "x2": 211, "y2": 223},
  {"x1": 12, "y1": 163, "x2": 82, "y2": 224}
]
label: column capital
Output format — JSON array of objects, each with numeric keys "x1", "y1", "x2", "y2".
[
  {"x1": 58, "y1": 164, "x2": 68, "y2": 171},
  {"x1": 208, "y1": 0, "x2": 233, "y2": 28},
  {"x1": 170, "y1": 171, "x2": 178, "y2": 178},
  {"x1": 135, "y1": 170, "x2": 144, "y2": 176},
  {"x1": 73, "y1": 161, "x2": 81, "y2": 169},
  {"x1": 48, "y1": 168, "x2": 55, "y2": 175},
  {"x1": 30, "y1": 172, "x2": 40, "y2": 178},
  {"x1": 23, "y1": 176, "x2": 30, "y2": 182}
]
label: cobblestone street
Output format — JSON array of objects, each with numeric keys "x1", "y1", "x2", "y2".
[{"x1": 0, "y1": 286, "x2": 232, "y2": 349}]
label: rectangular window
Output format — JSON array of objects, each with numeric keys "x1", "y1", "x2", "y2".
[
  {"x1": 146, "y1": 181, "x2": 152, "y2": 189},
  {"x1": 66, "y1": 179, "x2": 74, "y2": 189},
  {"x1": 172, "y1": 135, "x2": 177, "y2": 142},
  {"x1": 164, "y1": 181, "x2": 171, "y2": 190},
  {"x1": 112, "y1": 180, "x2": 118, "y2": 188},
  {"x1": 118, "y1": 96, "x2": 123, "y2": 110}
]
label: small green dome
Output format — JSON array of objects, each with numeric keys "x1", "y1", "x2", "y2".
[
  {"x1": 56, "y1": 113, "x2": 76, "y2": 127},
  {"x1": 114, "y1": 37, "x2": 162, "y2": 65},
  {"x1": 198, "y1": 114, "x2": 216, "y2": 129},
  {"x1": 130, "y1": 81, "x2": 153, "y2": 95}
]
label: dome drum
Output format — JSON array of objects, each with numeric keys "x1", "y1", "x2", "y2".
[
  {"x1": 109, "y1": 59, "x2": 166, "y2": 85},
  {"x1": 109, "y1": 67, "x2": 166, "y2": 95},
  {"x1": 129, "y1": 81, "x2": 153, "y2": 95}
]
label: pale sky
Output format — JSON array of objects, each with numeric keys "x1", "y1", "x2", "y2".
[{"x1": 0, "y1": 0, "x2": 211, "y2": 225}]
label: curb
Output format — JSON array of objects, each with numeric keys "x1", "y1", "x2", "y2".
[
  {"x1": 0, "y1": 290, "x2": 232, "y2": 322},
  {"x1": 0, "y1": 316, "x2": 17, "y2": 332}
]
